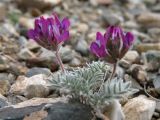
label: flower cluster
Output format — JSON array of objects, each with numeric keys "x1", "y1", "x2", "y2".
[
  {"x1": 90, "y1": 26, "x2": 134, "y2": 63},
  {"x1": 28, "y1": 13, "x2": 70, "y2": 51},
  {"x1": 28, "y1": 13, "x2": 134, "y2": 73}
]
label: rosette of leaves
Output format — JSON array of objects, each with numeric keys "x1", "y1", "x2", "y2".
[{"x1": 49, "y1": 61, "x2": 137, "y2": 107}]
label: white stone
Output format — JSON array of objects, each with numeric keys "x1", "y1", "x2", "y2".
[
  {"x1": 123, "y1": 95, "x2": 156, "y2": 120},
  {"x1": 123, "y1": 51, "x2": 139, "y2": 63},
  {"x1": 10, "y1": 74, "x2": 48, "y2": 95}
]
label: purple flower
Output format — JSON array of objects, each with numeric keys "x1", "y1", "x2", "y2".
[
  {"x1": 90, "y1": 26, "x2": 134, "y2": 63},
  {"x1": 28, "y1": 13, "x2": 70, "y2": 51}
]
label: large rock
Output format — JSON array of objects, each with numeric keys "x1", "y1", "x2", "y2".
[
  {"x1": 23, "y1": 110, "x2": 48, "y2": 120},
  {"x1": 44, "y1": 102, "x2": 93, "y2": 120},
  {"x1": 0, "y1": 97, "x2": 93, "y2": 120},
  {"x1": 0, "y1": 97, "x2": 68, "y2": 119},
  {"x1": 123, "y1": 95, "x2": 156, "y2": 120},
  {"x1": 10, "y1": 74, "x2": 50, "y2": 98}
]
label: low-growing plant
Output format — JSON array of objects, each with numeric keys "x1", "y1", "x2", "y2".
[
  {"x1": 49, "y1": 61, "x2": 137, "y2": 109},
  {"x1": 28, "y1": 12, "x2": 137, "y2": 119}
]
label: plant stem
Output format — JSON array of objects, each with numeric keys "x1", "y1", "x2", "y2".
[
  {"x1": 55, "y1": 49, "x2": 65, "y2": 73},
  {"x1": 109, "y1": 62, "x2": 117, "y2": 81}
]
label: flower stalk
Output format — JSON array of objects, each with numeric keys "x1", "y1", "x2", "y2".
[
  {"x1": 28, "y1": 12, "x2": 70, "y2": 73},
  {"x1": 109, "y1": 62, "x2": 117, "y2": 81},
  {"x1": 55, "y1": 49, "x2": 65, "y2": 73},
  {"x1": 90, "y1": 26, "x2": 134, "y2": 81}
]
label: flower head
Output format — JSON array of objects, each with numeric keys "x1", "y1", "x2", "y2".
[
  {"x1": 90, "y1": 26, "x2": 134, "y2": 63},
  {"x1": 28, "y1": 13, "x2": 70, "y2": 51}
]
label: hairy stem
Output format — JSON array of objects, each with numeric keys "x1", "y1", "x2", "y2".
[
  {"x1": 55, "y1": 49, "x2": 65, "y2": 73},
  {"x1": 109, "y1": 63, "x2": 117, "y2": 81},
  {"x1": 99, "y1": 62, "x2": 117, "y2": 92}
]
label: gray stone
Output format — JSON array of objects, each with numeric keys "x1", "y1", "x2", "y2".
[
  {"x1": 18, "y1": 36, "x2": 28, "y2": 49},
  {"x1": 102, "y1": 10, "x2": 123, "y2": 25},
  {"x1": 60, "y1": 46, "x2": 74, "y2": 62},
  {"x1": 26, "y1": 67, "x2": 51, "y2": 77},
  {"x1": 26, "y1": 40, "x2": 40, "y2": 51},
  {"x1": 153, "y1": 75, "x2": 160, "y2": 94},
  {"x1": 44, "y1": 102, "x2": 93, "y2": 120},
  {"x1": 39, "y1": 46, "x2": 73, "y2": 63},
  {"x1": 18, "y1": 48, "x2": 36, "y2": 60},
  {"x1": 69, "y1": 58, "x2": 81, "y2": 67},
  {"x1": 144, "y1": 51, "x2": 160, "y2": 71},
  {"x1": 75, "y1": 39, "x2": 88, "y2": 56},
  {"x1": 0, "y1": 94, "x2": 8, "y2": 108}
]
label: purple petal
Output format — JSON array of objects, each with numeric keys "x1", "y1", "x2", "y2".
[
  {"x1": 28, "y1": 29, "x2": 36, "y2": 40},
  {"x1": 96, "y1": 32, "x2": 106, "y2": 46},
  {"x1": 105, "y1": 26, "x2": 122, "y2": 40},
  {"x1": 39, "y1": 17, "x2": 49, "y2": 37},
  {"x1": 52, "y1": 13, "x2": 61, "y2": 26},
  {"x1": 104, "y1": 26, "x2": 113, "y2": 45},
  {"x1": 59, "y1": 31, "x2": 69, "y2": 42},
  {"x1": 125, "y1": 32, "x2": 134, "y2": 46},
  {"x1": 52, "y1": 25, "x2": 60, "y2": 40},
  {"x1": 90, "y1": 42, "x2": 107, "y2": 58},
  {"x1": 62, "y1": 18, "x2": 70, "y2": 30}
]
